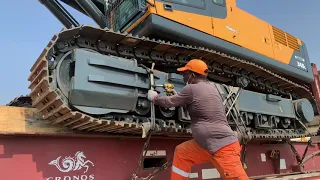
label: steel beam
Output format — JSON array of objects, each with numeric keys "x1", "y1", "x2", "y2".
[
  {"x1": 39, "y1": 0, "x2": 80, "y2": 28},
  {"x1": 74, "y1": 0, "x2": 107, "y2": 28}
]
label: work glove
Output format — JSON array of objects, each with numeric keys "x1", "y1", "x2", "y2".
[{"x1": 147, "y1": 90, "x2": 158, "y2": 101}]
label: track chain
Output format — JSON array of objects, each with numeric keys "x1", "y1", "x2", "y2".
[{"x1": 27, "y1": 25, "x2": 315, "y2": 139}]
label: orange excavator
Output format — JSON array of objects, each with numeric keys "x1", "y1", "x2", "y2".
[
  {"x1": 26, "y1": 0, "x2": 320, "y2": 142},
  {"x1": 2, "y1": 0, "x2": 320, "y2": 179}
]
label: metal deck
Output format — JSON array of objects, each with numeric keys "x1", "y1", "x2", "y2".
[{"x1": 0, "y1": 106, "x2": 320, "y2": 179}]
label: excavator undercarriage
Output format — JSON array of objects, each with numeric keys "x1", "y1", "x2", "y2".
[{"x1": 28, "y1": 25, "x2": 317, "y2": 143}]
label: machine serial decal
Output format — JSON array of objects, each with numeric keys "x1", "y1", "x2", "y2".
[
  {"x1": 297, "y1": 61, "x2": 307, "y2": 70},
  {"x1": 226, "y1": 25, "x2": 238, "y2": 34},
  {"x1": 295, "y1": 55, "x2": 306, "y2": 62}
]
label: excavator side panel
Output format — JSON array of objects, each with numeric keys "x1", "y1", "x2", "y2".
[
  {"x1": 117, "y1": 0, "x2": 313, "y2": 84},
  {"x1": 153, "y1": 0, "x2": 217, "y2": 36}
]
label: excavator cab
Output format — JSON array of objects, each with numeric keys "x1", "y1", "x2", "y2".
[
  {"x1": 44, "y1": 0, "x2": 150, "y2": 31},
  {"x1": 106, "y1": 0, "x2": 149, "y2": 32}
]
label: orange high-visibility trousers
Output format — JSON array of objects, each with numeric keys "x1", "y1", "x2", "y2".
[{"x1": 171, "y1": 139, "x2": 249, "y2": 180}]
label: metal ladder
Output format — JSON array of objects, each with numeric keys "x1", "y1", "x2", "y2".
[{"x1": 215, "y1": 77, "x2": 251, "y2": 143}]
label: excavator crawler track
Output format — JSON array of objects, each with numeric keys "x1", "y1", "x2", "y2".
[{"x1": 28, "y1": 25, "x2": 316, "y2": 139}]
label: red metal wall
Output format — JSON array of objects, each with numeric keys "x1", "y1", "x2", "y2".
[
  {"x1": 0, "y1": 135, "x2": 319, "y2": 180},
  {"x1": 311, "y1": 63, "x2": 320, "y2": 113}
]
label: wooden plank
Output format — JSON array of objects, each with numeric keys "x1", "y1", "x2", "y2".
[
  {"x1": 0, "y1": 106, "x2": 189, "y2": 140},
  {"x1": 0, "y1": 106, "x2": 76, "y2": 134}
]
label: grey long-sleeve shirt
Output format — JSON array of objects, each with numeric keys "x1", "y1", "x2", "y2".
[{"x1": 153, "y1": 81, "x2": 238, "y2": 154}]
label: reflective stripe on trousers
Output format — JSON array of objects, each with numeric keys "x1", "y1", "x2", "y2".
[
  {"x1": 172, "y1": 165, "x2": 190, "y2": 178},
  {"x1": 170, "y1": 139, "x2": 249, "y2": 180}
]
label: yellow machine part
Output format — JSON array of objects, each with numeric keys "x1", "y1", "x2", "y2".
[{"x1": 124, "y1": 0, "x2": 302, "y2": 66}]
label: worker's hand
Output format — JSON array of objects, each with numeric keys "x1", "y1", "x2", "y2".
[{"x1": 147, "y1": 90, "x2": 158, "y2": 101}]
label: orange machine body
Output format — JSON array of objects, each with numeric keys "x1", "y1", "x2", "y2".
[{"x1": 107, "y1": 0, "x2": 313, "y2": 84}]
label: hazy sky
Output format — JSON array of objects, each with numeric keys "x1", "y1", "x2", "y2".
[{"x1": 0, "y1": 0, "x2": 319, "y2": 105}]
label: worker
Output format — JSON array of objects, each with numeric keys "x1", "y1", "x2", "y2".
[{"x1": 147, "y1": 59, "x2": 249, "y2": 180}]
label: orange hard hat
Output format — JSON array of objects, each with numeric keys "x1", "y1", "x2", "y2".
[{"x1": 177, "y1": 59, "x2": 208, "y2": 76}]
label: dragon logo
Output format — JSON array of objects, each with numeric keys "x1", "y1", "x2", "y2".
[{"x1": 48, "y1": 151, "x2": 94, "y2": 174}]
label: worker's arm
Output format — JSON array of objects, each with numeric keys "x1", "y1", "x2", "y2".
[{"x1": 148, "y1": 85, "x2": 193, "y2": 108}]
